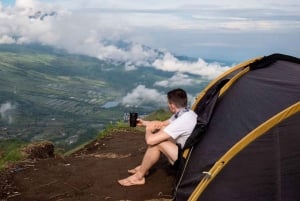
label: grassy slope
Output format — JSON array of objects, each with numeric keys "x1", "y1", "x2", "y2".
[{"x1": 0, "y1": 139, "x2": 26, "y2": 170}]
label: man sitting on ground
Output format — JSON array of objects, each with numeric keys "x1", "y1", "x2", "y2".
[{"x1": 118, "y1": 88, "x2": 197, "y2": 186}]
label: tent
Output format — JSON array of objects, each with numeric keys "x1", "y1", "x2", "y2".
[{"x1": 174, "y1": 53, "x2": 300, "y2": 201}]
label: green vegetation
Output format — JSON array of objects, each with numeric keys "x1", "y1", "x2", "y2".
[
  {"x1": 143, "y1": 109, "x2": 172, "y2": 121},
  {"x1": 0, "y1": 139, "x2": 26, "y2": 170},
  {"x1": 96, "y1": 121, "x2": 129, "y2": 139}
]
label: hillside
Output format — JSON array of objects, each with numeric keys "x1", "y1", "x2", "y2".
[
  {"x1": 0, "y1": 44, "x2": 117, "y2": 150},
  {"x1": 0, "y1": 44, "x2": 208, "y2": 151},
  {"x1": 0, "y1": 127, "x2": 175, "y2": 201}
]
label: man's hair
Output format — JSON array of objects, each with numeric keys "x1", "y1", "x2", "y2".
[{"x1": 167, "y1": 88, "x2": 188, "y2": 108}]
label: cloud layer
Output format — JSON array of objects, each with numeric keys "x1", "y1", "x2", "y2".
[
  {"x1": 0, "y1": 0, "x2": 233, "y2": 79},
  {"x1": 1, "y1": 0, "x2": 299, "y2": 62}
]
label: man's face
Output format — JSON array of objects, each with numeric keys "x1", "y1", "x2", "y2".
[{"x1": 168, "y1": 101, "x2": 176, "y2": 113}]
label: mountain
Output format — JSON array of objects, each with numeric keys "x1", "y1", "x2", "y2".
[{"x1": 0, "y1": 44, "x2": 211, "y2": 151}]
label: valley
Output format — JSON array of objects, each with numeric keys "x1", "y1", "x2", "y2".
[{"x1": 0, "y1": 44, "x2": 212, "y2": 151}]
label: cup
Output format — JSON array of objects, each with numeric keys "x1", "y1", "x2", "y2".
[{"x1": 129, "y1": 112, "x2": 138, "y2": 127}]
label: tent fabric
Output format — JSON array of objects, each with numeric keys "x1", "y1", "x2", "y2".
[
  {"x1": 199, "y1": 107, "x2": 300, "y2": 201},
  {"x1": 174, "y1": 53, "x2": 300, "y2": 201},
  {"x1": 188, "y1": 102, "x2": 300, "y2": 201}
]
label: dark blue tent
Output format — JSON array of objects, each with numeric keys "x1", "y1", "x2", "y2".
[{"x1": 174, "y1": 54, "x2": 300, "y2": 201}]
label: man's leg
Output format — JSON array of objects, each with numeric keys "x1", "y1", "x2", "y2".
[
  {"x1": 128, "y1": 165, "x2": 141, "y2": 174},
  {"x1": 118, "y1": 141, "x2": 178, "y2": 186},
  {"x1": 128, "y1": 165, "x2": 149, "y2": 176}
]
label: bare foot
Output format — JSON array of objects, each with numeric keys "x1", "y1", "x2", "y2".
[
  {"x1": 128, "y1": 166, "x2": 149, "y2": 176},
  {"x1": 118, "y1": 174, "x2": 145, "y2": 186}
]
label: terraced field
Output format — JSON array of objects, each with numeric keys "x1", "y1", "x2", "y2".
[{"x1": 0, "y1": 45, "x2": 136, "y2": 151}]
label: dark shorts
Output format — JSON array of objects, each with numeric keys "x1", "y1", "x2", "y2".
[{"x1": 172, "y1": 144, "x2": 182, "y2": 170}]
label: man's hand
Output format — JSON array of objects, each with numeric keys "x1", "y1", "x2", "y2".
[
  {"x1": 137, "y1": 119, "x2": 162, "y2": 130},
  {"x1": 136, "y1": 119, "x2": 146, "y2": 127},
  {"x1": 147, "y1": 121, "x2": 164, "y2": 133}
]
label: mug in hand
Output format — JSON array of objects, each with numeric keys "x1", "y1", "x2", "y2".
[{"x1": 129, "y1": 112, "x2": 138, "y2": 127}]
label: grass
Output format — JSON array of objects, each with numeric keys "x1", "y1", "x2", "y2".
[
  {"x1": 0, "y1": 139, "x2": 26, "y2": 170},
  {"x1": 96, "y1": 121, "x2": 131, "y2": 139},
  {"x1": 143, "y1": 109, "x2": 172, "y2": 121}
]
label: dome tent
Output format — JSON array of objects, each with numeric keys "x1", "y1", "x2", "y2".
[{"x1": 174, "y1": 53, "x2": 300, "y2": 201}]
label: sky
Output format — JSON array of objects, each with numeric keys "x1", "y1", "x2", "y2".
[
  {"x1": 1, "y1": 0, "x2": 299, "y2": 62},
  {"x1": 0, "y1": 0, "x2": 300, "y2": 107}
]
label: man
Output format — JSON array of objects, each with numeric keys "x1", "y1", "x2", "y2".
[{"x1": 118, "y1": 88, "x2": 197, "y2": 186}]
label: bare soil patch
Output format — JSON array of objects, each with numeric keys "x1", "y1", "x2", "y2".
[{"x1": 1, "y1": 129, "x2": 176, "y2": 201}]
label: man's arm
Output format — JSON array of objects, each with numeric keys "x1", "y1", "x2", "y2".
[
  {"x1": 138, "y1": 119, "x2": 170, "y2": 131},
  {"x1": 144, "y1": 126, "x2": 171, "y2": 146}
]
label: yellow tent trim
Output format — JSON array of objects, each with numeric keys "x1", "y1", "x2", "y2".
[
  {"x1": 219, "y1": 67, "x2": 250, "y2": 97},
  {"x1": 191, "y1": 56, "x2": 262, "y2": 110},
  {"x1": 188, "y1": 102, "x2": 300, "y2": 201}
]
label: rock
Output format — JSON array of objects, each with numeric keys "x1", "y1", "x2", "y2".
[{"x1": 21, "y1": 141, "x2": 55, "y2": 159}]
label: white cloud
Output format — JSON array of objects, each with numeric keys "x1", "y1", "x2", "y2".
[
  {"x1": 15, "y1": 0, "x2": 36, "y2": 8},
  {"x1": 121, "y1": 85, "x2": 166, "y2": 107},
  {"x1": 155, "y1": 72, "x2": 202, "y2": 87},
  {"x1": 0, "y1": 102, "x2": 17, "y2": 124},
  {"x1": 0, "y1": 0, "x2": 299, "y2": 62},
  {"x1": 220, "y1": 20, "x2": 281, "y2": 31},
  {"x1": 0, "y1": 35, "x2": 15, "y2": 43},
  {"x1": 121, "y1": 85, "x2": 197, "y2": 108},
  {"x1": 1, "y1": 0, "x2": 233, "y2": 76},
  {"x1": 94, "y1": 43, "x2": 159, "y2": 65},
  {"x1": 152, "y1": 53, "x2": 230, "y2": 79},
  {"x1": 124, "y1": 63, "x2": 137, "y2": 71}
]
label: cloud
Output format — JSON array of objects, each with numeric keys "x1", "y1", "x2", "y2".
[
  {"x1": 121, "y1": 85, "x2": 166, "y2": 107},
  {"x1": 0, "y1": 1, "x2": 165, "y2": 65},
  {"x1": 124, "y1": 63, "x2": 137, "y2": 71},
  {"x1": 0, "y1": 35, "x2": 15, "y2": 44},
  {"x1": 152, "y1": 53, "x2": 230, "y2": 79},
  {"x1": 15, "y1": 0, "x2": 36, "y2": 8},
  {"x1": 0, "y1": 102, "x2": 17, "y2": 124},
  {"x1": 154, "y1": 72, "x2": 202, "y2": 87},
  {"x1": 93, "y1": 43, "x2": 159, "y2": 65},
  {"x1": 121, "y1": 85, "x2": 197, "y2": 108},
  {"x1": 0, "y1": 0, "x2": 299, "y2": 63},
  {"x1": 0, "y1": 0, "x2": 233, "y2": 76}
]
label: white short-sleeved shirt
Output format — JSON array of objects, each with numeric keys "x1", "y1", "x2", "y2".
[{"x1": 163, "y1": 109, "x2": 197, "y2": 149}]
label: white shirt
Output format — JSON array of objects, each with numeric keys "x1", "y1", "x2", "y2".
[{"x1": 163, "y1": 109, "x2": 197, "y2": 149}]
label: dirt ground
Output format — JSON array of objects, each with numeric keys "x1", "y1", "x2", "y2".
[{"x1": 0, "y1": 129, "x2": 176, "y2": 201}]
